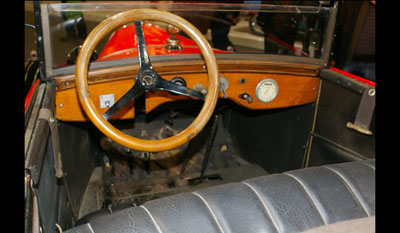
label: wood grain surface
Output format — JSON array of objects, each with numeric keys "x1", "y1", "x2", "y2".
[{"x1": 56, "y1": 71, "x2": 319, "y2": 121}]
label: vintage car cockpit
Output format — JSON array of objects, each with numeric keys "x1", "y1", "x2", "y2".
[{"x1": 24, "y1": 2, "x2": 375, "y2": 233}]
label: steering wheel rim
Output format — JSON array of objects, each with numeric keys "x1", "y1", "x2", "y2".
[{"x1": 75, "y1": 9, "x2": 219, "y2": 153}]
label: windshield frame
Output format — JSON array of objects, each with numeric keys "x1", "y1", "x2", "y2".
[{"x1": 36, "y1": 1, "x2": 338, "y2": 79}]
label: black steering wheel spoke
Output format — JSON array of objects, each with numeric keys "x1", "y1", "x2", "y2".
[
  {"x1": 102, "y1": 81, "x2": 145, "y2": 120},
  {"x1": 135, "y1": 20, "x2": 153, "y2": 73},
  {"x1": 152, "y1": 76, "x2": 206, "y2": 100}
]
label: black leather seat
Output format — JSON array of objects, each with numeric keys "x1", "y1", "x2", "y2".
[{"x1": 65, "y1": 160, "x2": 375, "y2": 233}]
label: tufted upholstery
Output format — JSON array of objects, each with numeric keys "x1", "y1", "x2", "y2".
[{"x1": 65, "y1": 160, "x2": 375, "y2": 233}]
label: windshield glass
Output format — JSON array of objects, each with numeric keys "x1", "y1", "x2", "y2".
[{"x1": 41, "y1": 1, "x2": 333, "y2": 71}]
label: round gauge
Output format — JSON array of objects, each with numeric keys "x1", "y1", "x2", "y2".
[{"x1": 255, "y1": 78, "x2": 278, "y2": 103}]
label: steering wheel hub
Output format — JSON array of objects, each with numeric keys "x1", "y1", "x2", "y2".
[{"x1": 140, "y1": 72, "x2": 157, "y2": 88}]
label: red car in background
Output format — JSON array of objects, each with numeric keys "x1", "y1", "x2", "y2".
[{"x1": 98, "y1": 23, "x2": 230, "y2": 61}]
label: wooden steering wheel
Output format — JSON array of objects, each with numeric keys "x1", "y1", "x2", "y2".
[{"x1": 75, "y1": 9, "x2": 219, "y2": 152}]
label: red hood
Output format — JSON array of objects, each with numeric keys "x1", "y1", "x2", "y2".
[{"x1": 97, "y1": 23, "x2": 229, "y2": 61}]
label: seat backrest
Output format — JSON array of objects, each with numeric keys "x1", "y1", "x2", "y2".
[{"x1": 65, "y1": 160, "x2": 375, "y2": 233}]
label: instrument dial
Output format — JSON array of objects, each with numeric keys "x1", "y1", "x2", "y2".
[{"x1": 255, "y1": 78, "x2": 278, "y2": 103}]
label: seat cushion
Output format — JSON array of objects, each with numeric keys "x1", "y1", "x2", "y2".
[{"x1": 65, "y1": 160, "x2": 375, "y2": 233}]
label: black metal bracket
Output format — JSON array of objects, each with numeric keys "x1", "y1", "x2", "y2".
[{"x1": 346, "y1": 88, "x2": 375, "y2": 135}]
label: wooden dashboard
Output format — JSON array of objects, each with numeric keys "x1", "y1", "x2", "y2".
[{"x1": 55, "y1": 59, "x2": 320, "y2": 121}]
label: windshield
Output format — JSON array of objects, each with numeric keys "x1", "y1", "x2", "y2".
[{"x1": 37, "y1": 1, "x2": 334, "y2": 74}]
